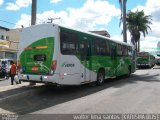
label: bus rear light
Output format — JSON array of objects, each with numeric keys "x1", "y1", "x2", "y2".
[
  {"x1": 51, "y1": 60, "x2": 57, "y2": 74},
  {"x1": 35, "y1": 46, "x2": 48, "y2": 49},
  {"x1": 24, "y1": 47, "x2": 32, "y2": 50},
  {"x1": 44, "y1": 76, "x2": 50, "y2": 79}
]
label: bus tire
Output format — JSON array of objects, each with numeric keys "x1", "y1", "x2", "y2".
[
  {"x1": 96, "y1": 70, "x2": 105, "y2": 86},
  {"x1": 128, "y1": 66, "x2": 131, "y2": 76}
]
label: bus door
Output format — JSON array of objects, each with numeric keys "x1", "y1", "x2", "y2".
[
  {"x1": 79, "y1": 37, "x2": 91, "y2": 83},
  {"x1": 110, "y1": 44, "x2": 117, "y2": 77}
]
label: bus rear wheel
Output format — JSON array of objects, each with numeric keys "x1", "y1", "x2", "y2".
[
  {"x1": 128, "y1": 66, "x2": 131, "y2": 76},
  {"x1": 96, "y1": 70, "x2": 105, "y2": 86}
]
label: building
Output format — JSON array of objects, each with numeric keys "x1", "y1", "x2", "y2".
[
  {"x1": 157, "y1": 41, "x2": 160, "y2": 50},
  {"x1": 89, "y1": 30, "x2": 110, "y2": 38},
  {"x1": 0, "y1": 26, "x2": 20, "y2": 61}
]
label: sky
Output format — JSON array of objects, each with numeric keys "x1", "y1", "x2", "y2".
[{"x1": 0, "y1": 0, "x2": 160, "y2": 53}]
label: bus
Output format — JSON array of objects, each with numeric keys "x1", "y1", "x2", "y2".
[
  {"x1": 156, "y1": 54, "x2": 160, "y2": 66},
  {"x1": 137, "y1": 52, "x2": 155, "y2": 68},
  {"x1": 18, "y1": 24, "x2": 135, "y2": 86}
]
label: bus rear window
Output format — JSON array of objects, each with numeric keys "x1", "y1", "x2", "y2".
[{"x1": 34, "y1": 55, "x2": 46, "y2": 61}]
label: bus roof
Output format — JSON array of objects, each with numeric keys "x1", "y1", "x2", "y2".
[
  {"x1": 24, "y1": 23, "x2": 133, "y2": 47},
  {"x1": 57, "y1": 24, "x2": 132, "y2": 47}
]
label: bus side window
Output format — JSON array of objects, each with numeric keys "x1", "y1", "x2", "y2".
[
  {"x1": 106, "y1": 41, "x2": 109, "y2": 55},
  {"x1": 80, "y1": 43, "x2": 86, "y2": 60},
  {"x1": 60, "y1": 31, "x2": 78, "y2": 55},
  {"x1": 111, "y1": 45, "x2": 116, "y2": 59},
  {"x1": 117, "y1": 44, "x2": 122, "y2": 56},
  {"x1": 128, "y1": 46, "x2": 132, "y2": 56},
  {"x1": 94, "y1": 39, "x2": 106, "y2": 56},
  {"x1": 121, "y1": 45, "x2": 127, "y2": 56},
  {"x1": 79, "y1": 41, "x2": 90, "y2": 61}
]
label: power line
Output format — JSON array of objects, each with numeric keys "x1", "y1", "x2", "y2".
[{"x1": 0, "y1": 19, "x2": 23, "y2": 27}]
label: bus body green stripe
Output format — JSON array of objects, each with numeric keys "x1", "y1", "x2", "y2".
[{"x1": 20, "y1": 37, "x2": 54, "y2": 75}]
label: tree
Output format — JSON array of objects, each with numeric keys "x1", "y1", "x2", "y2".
[
  {"x1": 119, "y1": 0, "x2": 127, "y2": 43},
  {"x1": 126, "y1": 10, "x2": 152, "y2": 52}
]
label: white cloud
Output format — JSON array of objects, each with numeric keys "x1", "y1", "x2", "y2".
[
  {"x1": 6, "y1": 0, "x2": 31, "y2": 10},
  {"x1": 141, "y1": 36, "x2": 159, "y2": 52},
  {"x1": 0, "y1": 0, "x2": 3, "y2": 5},
  {"x1": 50, "y1": 0, "x2": 62, "y2": 3},
  {"x1": 16, "y1": 14, "x2": 31, "y2": 27},
  {"x1": 16, "y1": 0, "x2": 120, "y2": 31},
  {"x1": 14, "y1": 0, "x2": 160, "y2": 54}
]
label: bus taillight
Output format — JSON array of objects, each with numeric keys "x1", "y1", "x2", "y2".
[{"x1": 51, "y1": 60, "x2": 57, "y2": 74}]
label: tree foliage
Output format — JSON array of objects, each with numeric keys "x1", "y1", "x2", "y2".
[{"x1": 126, "y1": 10, "x2": 152, "y2": 52}]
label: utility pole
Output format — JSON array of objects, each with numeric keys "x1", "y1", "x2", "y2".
[
  {"x1": 31, "y1": 0, "x2": 37, "y2": 25},
  {"x1": 30, "y1": 0, "x2": 37, "y2": 86},
  {"x1": 123, "y1": 0, "x2": 127, "y2": 43}
]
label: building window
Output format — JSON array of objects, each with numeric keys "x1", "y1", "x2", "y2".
[
  {"x1": 6, "y1": 36, "x2": 9, "y2": 40},
  {"x1": 1, "y1": 35, "x2": 4, "y2": 40}
]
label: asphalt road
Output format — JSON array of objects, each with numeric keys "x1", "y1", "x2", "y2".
[{"x1": 0, "y1": 66, "x2": 160, "y2": 115}]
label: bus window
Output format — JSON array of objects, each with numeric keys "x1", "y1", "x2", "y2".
[
  {"x1": 60, "y1": 31, "x2": 78, "y2": 55},
  {"x1": 106, "y1": 41, "x2": 110, "y2": 55},
  {"x1": 111, "y1": 44, "x2": 116, "y2": 59},
  {"x1": 128, "y1": 46, "x2": 132, "y2": 56},
  {"x1": 121, "y1": 45, "x2": 127, "y2": 56},
  {"x1": 117, "y1": 44, "x2": 122, "y2": 56},
  {"x1": 94, "y1": 39, "x2": 106, "y2": 56},
  {"x1": 79, "y1": 41, "x2": 90, "y2": 61}
]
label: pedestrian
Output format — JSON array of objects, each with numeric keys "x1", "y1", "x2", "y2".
[
  {"x1": 0, "y1": 65, "x2": 2, "y2": 79},
  {"x1": 1, "y1": 61, "x2": 7, "y2": 79},
  {"x1": 10, "y1": 60, "x2": 18, "y2": 85}
]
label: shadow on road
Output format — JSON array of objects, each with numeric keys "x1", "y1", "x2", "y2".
[{"x1": 0, "y1": 72, "x2": 160, "y2": 115}]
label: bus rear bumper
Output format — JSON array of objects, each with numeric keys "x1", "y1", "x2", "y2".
[{"x1": 18, "y1": 74, "x2": 59, "y2": 84}]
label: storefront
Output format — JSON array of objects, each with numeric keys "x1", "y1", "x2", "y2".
[{"x1": 0, "y1": 26, "x2": 20, "y2": 61}]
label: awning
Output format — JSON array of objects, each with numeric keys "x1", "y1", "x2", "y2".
[{"x1": 0, "y1": 40, "x2": 10, "y2": 48}]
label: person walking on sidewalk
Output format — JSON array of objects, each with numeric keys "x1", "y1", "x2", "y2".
[
  {"x1": 2, "y1": 61, "x2": 7, "y2": 79},
  {"x1": 10, "y1": 61, "x2": 18, "y2": 85}
]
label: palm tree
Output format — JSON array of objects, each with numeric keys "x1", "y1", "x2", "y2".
[
  {"x1": 31, "y1": 0, "x2": 37, "y2": 25},
  {"x1": 119, "y1": 0, "x2": 127, "y2": 43},
  {"x1": 126, "y1": 10, "x2": 152, "y2": 52}
]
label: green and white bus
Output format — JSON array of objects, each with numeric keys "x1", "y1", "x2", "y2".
[
  {"x1": 18, "y1": 24, "x2": 135, "y2": 85},
  {"x1": 137, "y1": 52, "x2": 155, "y2": 68}
]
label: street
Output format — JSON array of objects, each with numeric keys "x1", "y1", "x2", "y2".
[{"x1": 0, "y1": 66, "x2": 160, "y2": 115}]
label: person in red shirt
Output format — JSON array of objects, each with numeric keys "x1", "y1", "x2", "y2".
[{"x1": 10, "y1": 61, "x2": 18, "y2": 85}]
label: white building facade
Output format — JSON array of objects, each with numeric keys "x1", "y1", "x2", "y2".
[{"x1": 0, "y1": 26, "x2": 20, "y2": 61}]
